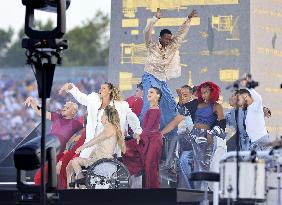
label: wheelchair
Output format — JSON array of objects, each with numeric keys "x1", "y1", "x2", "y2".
[{"x1": 69, "y1": 157, "x2": 131, "y2": 189}]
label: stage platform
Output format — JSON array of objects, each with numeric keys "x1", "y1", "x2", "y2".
[
  {"x1": 0, "y1": 188, "x2": 214, "y2": 205},
  {"x1": 0, "y1": 186, "x2": 259, "y2": 205}
]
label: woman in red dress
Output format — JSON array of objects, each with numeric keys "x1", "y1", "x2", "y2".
[
  {"x1": 138, "y1": 87, "x2": 163, "y2": 188},
  {"x1": 56, "y1": 127, "x2": 86, "y2": 189}
]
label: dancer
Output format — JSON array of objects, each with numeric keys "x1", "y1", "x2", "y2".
[
  {"x1": 225, "y1": 91, "x2": 251, "y2": 151},
  {"x1": 138, "y1": 87, "x2": 163, "y2": 188},
  {"x1": 226, "y1": 89, "x2": 271, "y2": 151},
  {"x1": 56, "y1": 116, "x2": 86, "y2": 189},
  {"x1": 140, "y1": 8, "x2": 197, "y2": 168},
  {"x1": 237, "y1": 88, "x2": 270, "y2": 151},
  {"x1": 24, "y1": 97, "x2": 83, "y2": 154},
  {"x1": 141, "y1": 7, "x2": 197, "y2": 127},
  {"x1": 126, "y1": 83, "x2": 144, "y2": 121},
  {"x1": 122, "y1": 84, "x2": 144, "y2": 187},
  {"x1": 66, "y1": 105, "x2": 126, "y2": 188},
  {"x1": 162, "y1": 82, "x2": 225, "y2": 190},
  {"x1": 161, "y1": 85, "x2": 196, "y2": 189},
  {"x1": 125, "y1": 83, "x2": 144, "y2": 139},
  {"x1": 176, "y1": 85, "x2": 195, "y2": 189},
  {"x1": 59, "y1": 82, "x2": 142, "y2": 158},
  {"x1": 23, "y1": 97, "x2": 83, "y2": 185},
  {"x1": 161, "y1": 85, "x2": 195, "y2": 173},
  {"x1": 191, "y1": 82, "x2": 225, "y2": 189}
]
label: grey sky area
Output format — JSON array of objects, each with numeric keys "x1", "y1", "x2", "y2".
[{"x1": 0, "y1": 0, "x2": 111, "y2": 33}]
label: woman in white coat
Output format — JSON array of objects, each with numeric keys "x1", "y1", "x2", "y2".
[{"x1": 59, "y1": 82, "x2": 142, "y2": 158}]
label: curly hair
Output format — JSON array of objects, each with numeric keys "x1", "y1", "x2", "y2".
[
  {"x1": 196, "y1": 81, "x2": 221, "y2": 103},
  {"x1": 104, "y1": 105, "x2": 126, "y2": 154},
  {"x1": 105, "y1": 82, "x2": 122, "y2": 101}
]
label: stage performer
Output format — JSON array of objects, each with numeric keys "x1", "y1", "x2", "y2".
[
  {"x1": 237, "y1": 88, "x2": 271, "y2": 151},
  {"x1": 136, "y1": 87, "x2": 163, "y2": 188},
  {"x1": 161, "y1": 85, "x2": 196, "y2": 189},
  {"x1": 56, "y1": 124, "x2": 86, "y2": 189},
  {"x1": 66, "y1": 105, "x2": 126, "y2": 188},
  {"x1": 140, "y1": 8, "x2": 197, "y2": 169},
  {"x1": 189, "y1": 82, "x2": 225, "y2": 189},
  {"x1": 122, "y1": 83, "x2": 144, "y2": 183},
  {"x1": 162, "y1": 82, "x2": 226, "y2": 190},
  {"x1": 59, "y1": 82, "x2": 142, "y2": 158},
  {"x1": 23, "y1": 97, "x2": 83, "y2": 185},
  {"x1": 125, "y1": 83, "x2": 144, "y2": 127},
  {"x1": 225, "y1": 82, "x2": 271, "y2": 151}
]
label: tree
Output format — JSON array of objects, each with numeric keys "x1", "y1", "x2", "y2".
[
  {"x1": 63, "y1": 11, "x2": 110, "y2": 66},
  {"x1": 0, "y1": 11, "x2": 110, "y2": 67},
  {"x1": 0, "y1": 28, "x2": 13, "y2": 65},
  {"x1": 1, "y1": 28, "x2": 26, "y2": 67},
  {"x1": 1, "y1": 19, "x2": 54, "y2": 67}
]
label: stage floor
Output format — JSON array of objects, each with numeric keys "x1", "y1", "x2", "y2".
[{"x1": 0, "y1": 188, "x2": 214, "y2": 205}]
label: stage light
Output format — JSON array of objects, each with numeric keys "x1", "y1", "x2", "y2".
[
  {"x1": 22, "y1": 0, "x2": 71, "y2": 13},
  {"x1": 14, "y1": 134, "x2": 60, "y2": 171},
  {"x1": 22, "y1": 0, "x2": 71, "y2": 40},
  {"x1": 14, "y1": 134, "x2": 60, "y2": 192}
]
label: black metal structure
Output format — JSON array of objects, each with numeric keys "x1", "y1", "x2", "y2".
[{"x1": 18, "y1": 1, "x2": 70, "y2": 204}]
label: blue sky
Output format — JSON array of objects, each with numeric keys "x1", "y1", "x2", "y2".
[{"x1": 0, "y1": 0, "x2": 111, "y2": 33}]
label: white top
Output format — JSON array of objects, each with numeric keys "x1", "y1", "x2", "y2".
[
  {"x1": 68, "y1": 85, "x2": 143, "y2": 158},
  {"x1": 88, "y1": 109, "x2": 104, "y2": 153},
  {"x1": 245, "y1": 89, "x2": 268, "y2": 142},
  {"x1": 143, "y1": 16, "x2": 191, "y2": 81},
  {"x1": 95, "y1": 109, "x2": 104, "y2": 135}
]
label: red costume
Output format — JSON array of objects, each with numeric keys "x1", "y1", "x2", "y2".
[
  {"x1": 140, "y1": 108, "x2": 162, "y2": 188},
  {"x1": 125, "y1": 96, "x2": 143, "y2": 117},
  {"x1": 57, "y1": 129, "x2": 86, "y2": 189},
  {"x1": 122, "y1": 96, "x2": 144, "y2": 176},
  {"x1": 49, "y1": 112, "x2": 83, "y2": 154},
  {"x1": 122, "y1": 139, "x2": 143, "y2": 176},
  {"x1": 34, "y1": 114, "x2": 83, "y2": 186},
  {"x1": 123, "y1": 100, "x2": 162, "y2": 188}
]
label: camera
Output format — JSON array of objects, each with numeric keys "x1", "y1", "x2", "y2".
[
  {"x1": 246, "y1": 80, "x2": 259, "y2": 89},
  {"x1": 225, "y1": 73, "x2": 259, "y2": 90}
]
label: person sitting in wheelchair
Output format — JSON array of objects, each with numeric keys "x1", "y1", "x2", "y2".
[{"x1": 66, "y1": 105, "x2": 126, "y2": 188}]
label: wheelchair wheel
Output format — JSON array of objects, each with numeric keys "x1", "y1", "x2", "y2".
[{"x1": 85, "y1": 158, "x2": 131, "y2": 189}]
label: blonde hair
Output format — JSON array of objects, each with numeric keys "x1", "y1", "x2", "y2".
[
  {"x1": 105, "y1": 82, "x2": 122, "y2": 101},
  {"x1": 104, "y1": 105, "x2": 126, "y2": 154}
]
